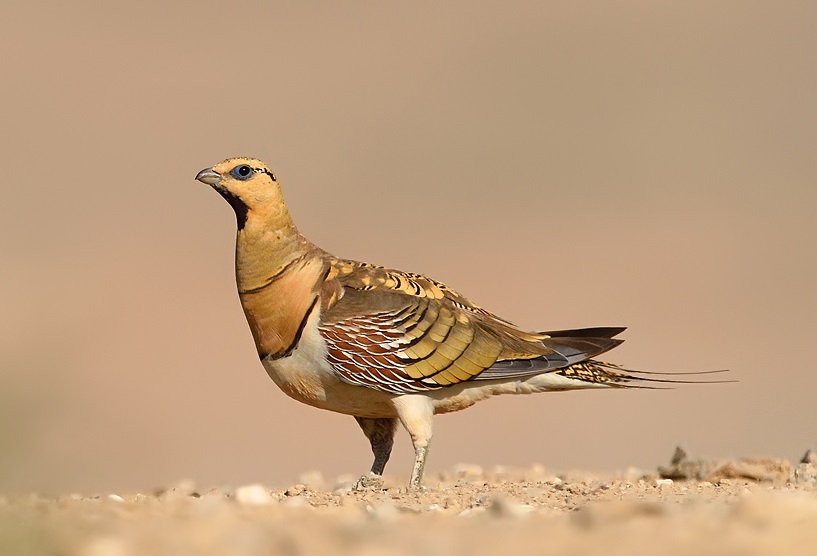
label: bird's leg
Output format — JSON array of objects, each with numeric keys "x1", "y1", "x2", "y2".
[
  {"x1": 355, "y1": 416, "x2": 397, "y2": 475},
  {"x1": 353, "y1": 417, "x2": 397, "y2": 490},
  {"x1": 392, "y1": 395, "x2": 435, "y2": 490}
]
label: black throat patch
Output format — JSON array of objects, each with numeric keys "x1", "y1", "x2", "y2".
[{"x1": 215, "y1": 186, "x2": 249, "y2": 230}]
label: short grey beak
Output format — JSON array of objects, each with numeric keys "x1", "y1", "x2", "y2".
[{"x1": 195, "y1": 167, "x2": 222, "y2": 186}]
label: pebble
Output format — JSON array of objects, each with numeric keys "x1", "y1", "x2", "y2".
[
  {"x1": 793, "y1": 463, "x2": 817, "y2": 484},
  {"x1": 487, "y1": 495, "x2": 535, "y2": 519},
  {"x1": 106, "y1": 494, "x2": 125, "y2": 503},
  {"x1": 233, "y1": 484, "x2": 273, "y2": 506},
  {"x1": 285, "y1": 484, "x2": 308, "y2": 497},
  {"x1": 801, "y1": 449, "x2": 817, "y2": 465},
  {"x1": 655, "y1": 479, "x2": 674, "y2": 487}
]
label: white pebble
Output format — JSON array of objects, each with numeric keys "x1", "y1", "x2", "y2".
[
  {"x1": 233, "y1": 484, "x2": 273, "y2": 506},
  {"x1": 655, "y1": 478, "x2": 674, "y2": 487},
  {"x1": 107, "y1": 494, "x2": 124, "y2": 503}
]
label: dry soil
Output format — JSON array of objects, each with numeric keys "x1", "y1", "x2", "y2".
[{"x1": 3, "y1": 454, "x2": 817, "y2": 556}]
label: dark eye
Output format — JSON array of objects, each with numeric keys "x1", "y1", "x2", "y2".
[{"x1": 231, "y1": 164, "x2": 253, "y2": 180}]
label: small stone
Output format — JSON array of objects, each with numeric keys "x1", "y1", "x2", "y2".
[
  {"x1": 352, "y1": 474, "x2": 384, "y2": 491},
  {"x1": 107, "y1": 494, "x2": 125, "y2": 503},
  {"x1": 234, "y1": 484, "x2": 273, "y2": 506},
  {"x1": 285, "y1": 484, "x2": 307, "y2": 497},
  {"x1": 801, "y1": 449, "x2": 817, "y2": 465},
  {"x1": 793, "y1": 463, "x2": 817, "y2": 484},
  {"x1": 655, "y1": 479, "x2": 674, "y2": 487},
  {"x1": 486, "y1": 495, "x2": 535, "y2": 519}
]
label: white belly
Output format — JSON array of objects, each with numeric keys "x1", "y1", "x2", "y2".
[{"x1": 260, "y1": 308, "x2": 396, "y2": 418}]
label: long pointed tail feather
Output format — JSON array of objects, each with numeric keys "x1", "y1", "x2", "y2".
[{"x1": 557, "y1": 361, "x2": 734, "y2": 389}]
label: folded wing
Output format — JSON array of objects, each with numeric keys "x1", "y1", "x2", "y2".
[{"x1": 318, "y1": 260, "x2": 625, "y2": 394}]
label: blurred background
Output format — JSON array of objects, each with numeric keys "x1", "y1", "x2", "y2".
[{"x1": 1, "y1": 1, "x2": 815, "y2": 495}]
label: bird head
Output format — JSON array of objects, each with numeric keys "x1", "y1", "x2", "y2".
[{"x1": 195, "y1": 157, "x2": 286, "y2": 230}]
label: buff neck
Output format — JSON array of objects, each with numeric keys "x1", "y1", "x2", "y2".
[{"x1": 234, "y1": 202, "x2": 312, "y2": 293}]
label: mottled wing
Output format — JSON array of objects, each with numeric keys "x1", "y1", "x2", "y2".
[
  {"x1": 317, "y1": 260, "x2": 620, "y2": 394},
  {"x1": 319, "y1": 286, "x2": 504, "y2": 394}
]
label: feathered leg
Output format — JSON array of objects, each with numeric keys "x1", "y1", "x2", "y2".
[
  {"x1": 354, "y1": 416, "x2": 397, "y2": 475},
  {"x1": 393, "y1": 395, "x2": 435, "y2": 490}
]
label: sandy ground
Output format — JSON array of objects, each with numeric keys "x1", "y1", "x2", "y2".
[{"x1": 4, "y1": 453, "x2": 817, "y2": 556}]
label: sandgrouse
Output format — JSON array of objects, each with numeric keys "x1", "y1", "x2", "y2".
[{"x1": 196, "y1": 156, "x2": 716, "y2": 489}]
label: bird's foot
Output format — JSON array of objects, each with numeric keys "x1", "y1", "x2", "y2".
[
  {"x1": 353, "y1": 473, "x2": 384, "y2": 492},
  {"x1": 407, "y1": 483, "x2": 429, "y2": 493}
]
